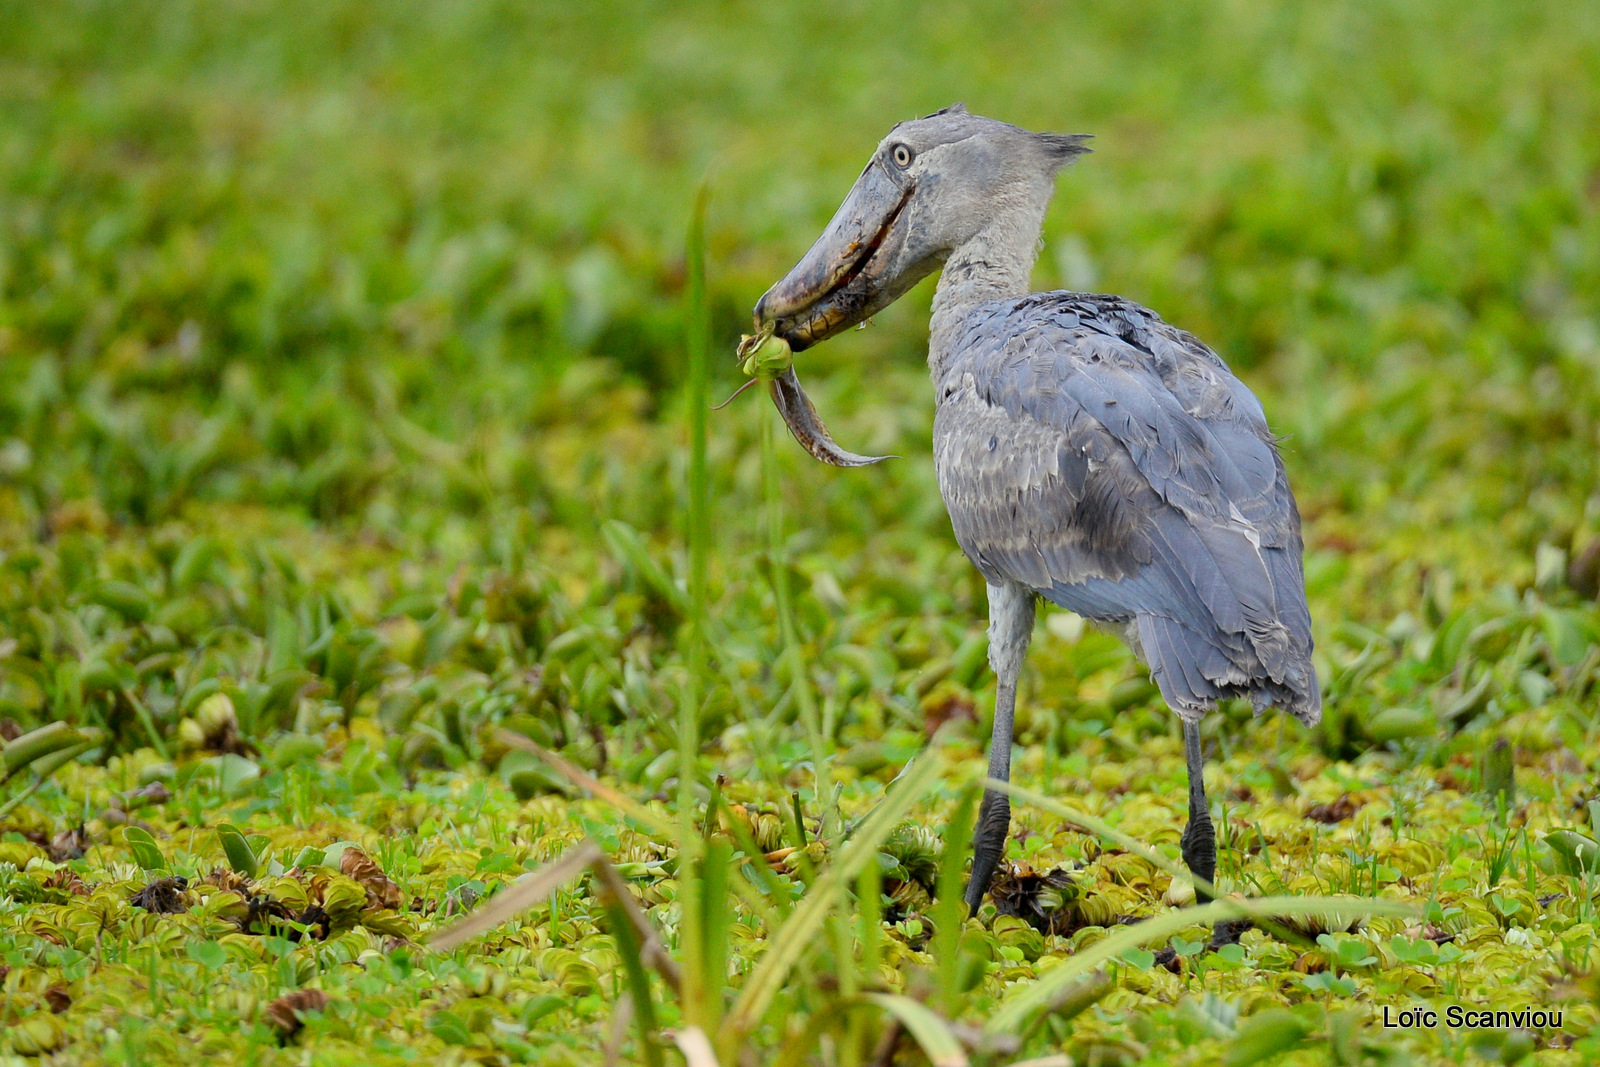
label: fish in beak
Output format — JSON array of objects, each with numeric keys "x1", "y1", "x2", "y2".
[
  {"x1": 741, "y1": 156, "x2": 933, "y2": 467},
  {"x1": 728, "y1": 328, "x2": 892, "y2": 468}
]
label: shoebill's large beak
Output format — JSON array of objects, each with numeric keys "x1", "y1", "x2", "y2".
[
  {"x1": 753, "y1": 157, "x2": 917, "y2": 351},
  {"x1": 743, "y1": 157, "x2": 925, "y2": 466}
]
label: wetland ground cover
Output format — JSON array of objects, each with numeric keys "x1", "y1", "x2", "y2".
[{"x1": 1, "y1": 1, "x2": 1600, "y2": 1063}]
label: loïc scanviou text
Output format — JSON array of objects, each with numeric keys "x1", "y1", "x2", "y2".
[{"x1": 1381, "y1": 1005, "x2": 1562, "y2": 1030}]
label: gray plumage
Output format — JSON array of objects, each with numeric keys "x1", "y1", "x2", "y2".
[
  {"x1": 932, "y1": 292, "x2": 1319, "y2": 724},
  {"x1": 752, "y1": 104, "x2": 1320, "y2": 917}
]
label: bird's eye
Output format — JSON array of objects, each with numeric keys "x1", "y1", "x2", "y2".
[{"x1": 891, "y1": 144, "x2": 914, "y2": 168}]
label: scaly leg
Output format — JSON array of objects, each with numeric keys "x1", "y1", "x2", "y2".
[
  {"x1": 1179, "y1": 719, "x2": 1216, "y2": 902},
  {"x1": 964, "y1": 581, "x2": 1034, "y2": 916}
]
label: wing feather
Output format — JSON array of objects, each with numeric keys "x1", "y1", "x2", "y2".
[{"x1": 933, "y1": 292, "x2": 1319, "y2": 722}]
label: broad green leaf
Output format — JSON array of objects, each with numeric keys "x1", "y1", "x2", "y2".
[
  {"x1": 1171, "y1": 935, "x2": 1205, "y2": 958},
  {"x1": 186, "y1": 941, "x2": 227, "y2": 971},
  {"x1": 426, "y1": 1010, "x2": 474, "y2": 1046},
  {"x1": 1546, "y1": 830, "x2": 1600, "y2": 875},
  {"x1": 1120, "y1": 947, "x2": 1155, "y2": 969},
  {"x1": 291, "y1": 846, "x2": 327, "y2": 869},
  {"x1": 209, "y1": 754, "x2": 261, "y2": 796},
  {"x1": 1226, "y1": 1008, "x2": 1312, "y2": 1067},
  {"x1": 1, "y1": 722, "x2": 86, "y2": 776},
  {"x1": 217, "y1": 824, "x2": 259, "y2": 877},
  {"x1": 122, "y1": 826, "x2": 167, "y2": 872}
]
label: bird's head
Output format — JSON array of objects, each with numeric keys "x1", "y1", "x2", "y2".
[{"x1": 754, "y1": 104, "x2": 1089, "y2": 350}]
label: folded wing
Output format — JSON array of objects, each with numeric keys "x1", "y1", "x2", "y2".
[{"x1": 933, "y1": 293, "x2": 1319, "y2": 723}]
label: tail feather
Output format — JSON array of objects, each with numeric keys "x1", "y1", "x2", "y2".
[{"x1": 1137, "y1": 613, "x2": 1319, "y2": 725}]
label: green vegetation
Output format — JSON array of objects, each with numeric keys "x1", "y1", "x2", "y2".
[{"x1": 2, "y1": 0, "x2": 1599, "y2": 1063}]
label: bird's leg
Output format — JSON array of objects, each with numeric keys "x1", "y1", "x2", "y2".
[
  {"x1": 964, "y1": 582, "x2": 1035, "y2": 916},
  {"x1": 1179, "y1": 719, "x2": 1216, "y2": 903},
  {"x1": 965, "y1": 673, "x2": 1018, "y2": 915}
]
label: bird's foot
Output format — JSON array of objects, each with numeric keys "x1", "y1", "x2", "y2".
[
  {"x1": 964, "y1": 790, "x2": 1013, "y2": 918},
  {"x1": 1180, "y1": 812, "x2": 1217, "y2": 903},
  {"x1": 1208, "y1": 918, "x2": 1252, "y2": 952}
]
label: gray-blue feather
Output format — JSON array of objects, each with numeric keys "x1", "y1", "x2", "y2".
[{"x1": 932, "y1": 292, "x2": 1320, "y2": 724}]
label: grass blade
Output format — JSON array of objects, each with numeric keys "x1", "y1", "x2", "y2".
[
  {"x1": 1014, "y1": 970, "x2": 1113, "y2": 1050},
  {"x1": 984, "y1": 894, "x2": 1415, "y2": 1035},
  {"x1": 723, "y1": 749, "x2": 945, "y2": 1040},
  {"x1": 494, "y1": 730, "x2": 687, "y2": 849},
  {"x1": 602, "y1": 993, "x2": 636, "y2": 1067},
  {"x1": 121, "y1": 688, "x2": 172, "y2": 760},
  {"x1": 601, "y1": 900, "x2": 663, "y2": 1067},
  {"x1": 685, "y1": 182, "x2": 711, "y2": 664},
  {"x1": 590, "y1": 853, "x2": 684, "y2": 993},
  {"x1": 763, "y1": 410, "x2": 833, "y2": 836},
  {"x1": 861, "y1": 993, "x2": 968, "y2": 1067},
  {"x1": 672, "y1": 1025, "x2": 720, "y2": 1067},
  {"x1": 931, "y1": 784, "x2": 977, "y2": 1010},
  {"x1": 429, "y1": 842, "x2": 601, "y2": 952},
  {"x1": 698, "y1": 838, "x2": 732, "y2": 1032},
  {"x1": 991, "y1": 777, "x2": 1322, "y2": 946},
  {"x1": 989, "y1": 777, "x2": 1216, "y2": 900},
  {"x1": 602, "y1": 521, "x2": 688, "y2": 615},
  {"x1": 857, "y1": 859, "x2": 883, "y2": 989},
  {"x1": 679, "y1": 178, "x2": 713, "y2": 1030}
]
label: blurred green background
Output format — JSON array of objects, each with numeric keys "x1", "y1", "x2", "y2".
[
  {"x1": 3, "y1": 2, "x2": 1600, "y2": 1063},
  {"x1": 0, "y1": 0, "x2": 1597, "y2": 758}
]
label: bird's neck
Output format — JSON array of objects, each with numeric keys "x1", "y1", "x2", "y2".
[{"x1": 929, "y1": 216, "x2": 1043, "y2": 384}]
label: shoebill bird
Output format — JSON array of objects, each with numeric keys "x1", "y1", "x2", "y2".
[{"x1": 748, "y1": 105, "x2": 1321, "y2": 915}]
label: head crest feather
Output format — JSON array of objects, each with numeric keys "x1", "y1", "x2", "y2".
[{"x1": 1037, "y1": 132, "x2": 1092, "y2": 168}]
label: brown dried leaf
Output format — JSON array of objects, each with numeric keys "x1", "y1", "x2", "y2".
[
  {"x1": 203, "y1": 867, "x2": 251, "y2": 894},
  {"x1": 239, "y1": 891, "x2": 299, "y2": 936},
  {"x1": 42, "y1": 868, "x2": 88, "y2": 897},
  {"x1": 44, "y1": 984, "x2": 72, "y2": 1013},
  {"x1": 1151, "y1": 946, "x2": 1185, "y2": 974},
  {"x1": 1305, "y1": 794, "x2": 1362, "y2": 824},
  {"x1": 1568, "y1": 539, "x2": 1600, "y2": 599},
  {"x1": 130, "y1": 876, "x2": 190, "y2": 915},
  {"x1": 1292, "y1": 951, "x2": 1329, "y2": 974},
  {"x1": 1402, "y1": 922, "x2": 1456, "y2": 944},
  {"x1": 48, "y1": 826, "x2": 87, "y2": 862},
  {"x1": 265, "y1": 988, "x2": 331, "y2": 1039},
  {"x1": 921, "y1": 685, "x2": 976, "y2": 738},
  {"x1": 339, "y1": 846, "x2": 403, "y2": 910},
  {"x1": 203, "y1": 712, "x2": 256, "y2": 757},
  {"x1": 990, "y1": 862, "x2": 1081, "y2": 935}
]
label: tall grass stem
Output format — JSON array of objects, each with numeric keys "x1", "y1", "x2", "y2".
[
  {"x1": 679, "y1": 180, "x2": 712, "y2": 1025},
  {"x1": 763, "y1": 414, "x2": 833, "y2": 833}
]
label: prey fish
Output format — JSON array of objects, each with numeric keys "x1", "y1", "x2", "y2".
[{"x1": 729, "y1": 328, "x2": 891, "y2": 468}]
